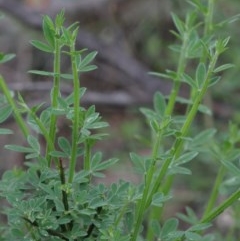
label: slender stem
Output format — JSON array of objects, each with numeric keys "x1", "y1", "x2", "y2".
[
  {"x1": 0, "y1": 75, "x2": 29, "y2": 138},
  {"x1": 68, "y1": 40, "x2": 80, "y2": 183},
  {"x1": 131, "y1": 131, "x2": 161, "y2": 241},
  {"x1": 165, "y1": 32, "x2": 188, "y2": 116},
  {"x1": 200, "y1": 188, "x2": 240, "y2": 224},
  {"x1": 84, "y1": 140, "x2": 91, "y2": 171},
  {"x1": 204, "y1": 0, "x2": 215, "y2": 37},
  {"x1": 46, "y1": 34, "x2": 61, "y2": 166},
  {"x1": 147, "y1": 20, "x2": 191, "y2": 241},
  {"x1": 201, "y1": 0, "x2": 215, "y2": 127},
  {"x1": 27, "y1": 107, "x2": 56, "y2": 161},
  {"x1": 114, "y1": 201, "x2": 130, "y2": 228},
  {"x1": 59, "y1": 158, "x2": 73, "y2": 231},
  {"x1": 202, "y1": 165, "x2": 225, "y2": 220},
  {"x1": 146, "y1": 49, "x2": 219, "y2": 209},
  {"x1": 135, "y1": 14, "x2": 195, "y2": 241},
  {"x1": 156, "y1": 1, "x2": 218, "y2": 229}
]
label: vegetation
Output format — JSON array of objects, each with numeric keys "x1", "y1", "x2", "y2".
[{"x1": 0, "y1": 0, "x2": 240, "y2": 240}]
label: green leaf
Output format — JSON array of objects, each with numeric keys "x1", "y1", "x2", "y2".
[
  {"x1": 86, "y1": 121, "x2": 109, "y2": 129},
  {"x1": 78, "y1": 51, "x2": 98, "y2": 68},
  {"x1": 213, "y1": 63, "x2": 234, "y2": 73},
  {"x1": 49, "y1": 150, "x2": 68, "y2": 158},
  {"x1": 73, "y1": 171, "x2": 89, "y2": 183},
  {"x1": 169, "y1": 44, "x2": 182, "y2": 53},
  {"x1": 169, "y1": 166, "x2": 192, "y2": 175},
  {"x1": 62, "y1": 27, "x2": 71, "y2": 44},
  {"x1": 188, "y1": 223, "x2": 212, "y2": 232},
  {"x1": 171, "y1": 13, "x2": 185, "y2": 36},
  {"x1": 149, "y1": 71, "x2": 168, "y2": 79},
  {"x1": 0, "y1": 104, "x2": 12, "y2": 123},
  {"x1": 182, "y1": 73, "x2": 197, "y2": 89},
  {"x1": 215, "y1": 37, "x2": 230, "y2": 54},
  {"x1": 176, "y1": 96, "x2": 192, "y2": 105},
  {"x1": 220, "y1": 159, "x2": 240, "y2": 176},
  {"x1": 28, "y1": 70, "x2": 55, "y2": 77},
  {"x1": 78, "y1": 65, "x2": 97, "y2": 72},
  {"x1": 26, "y1": 152, "x2": 39, "y2": 159},
  {"x1": 55, "y1": 10, "x2": 65, "y2": 29},
  {"x1": 130, "y1": 152, "x2": 145, "y2": 174},
  {"x1": 60, "y1": 73, "x2": 73, "y2": 80},
  {"x1": 186, "y1": 32, "x2": 202, "y2": 58},
  {"x1": 58, "y1": 137, "x2": 71, "y2": 155},
  {"x1": 89, "y1": 196, "x2": 107, "y2": 209},
  {"x1": 175, "y1": 151, "x2": 198, "y2": 164},
  {"x1": 165, "y1": 69, "x2": 178, "y2": 81},
  {"x1": 85, "y1": 112, "x2": 99, "y2": 124},
  {"x1": 5, "y1": 144, "x2": 34, "y2": 153},
  {"x1": 42, "y1": 15, "x2": 55, "y2": 48},
  {"x1": 191, "y1": 128, "x2": 216, "y2": 147},
  {"x1": 92, "y1": 172, "x2": 105, "y2": 178},
  {"x1": 153, "y1": 92, "x2": 166, "y2": 117},
  {"x1": 27, "y1": 135, "x2": 40, "y2": 153},
  {"x1": 150, "y1": 220, "x2": 161, "y2": 237},
  {"x1": 166, "y1": 231, "x2": 185, "y2": 240},
  {"x1": 150, "y1": 120, "x2": 160, "y2": 132},
  {"x1": 77, "y1": 51, "x2": 98, "y2": 72},
  {"x1": 176, "y1": 97, "x2": 211, "y2": 116},
  {"x1": 216, "y1": 13, "x2": 240, "y2": 27},
  {"x1": 51, "y1": 107, "x2": 67, "y2": 116},
  {"x1": 53, "y1": 198, "x2": 65, "y2": 212},
  {"x1": 208, "y1": 76, "x2": 221, "y2": 87},
  {"x1": 11, "y1": 228, "x2": 24, "y2": 237},
  {"x1": 161, "y1": 218, "x2": 179, "y2": 238},
  {"x1": 150, "y1": 69, "x2": 178, "y2": 81},
  {"x1": 140, "y1": 107, "x2": 160, "y2": 121},
  {"x1": 0, "y1": 53, "x2": 15, "y2": 64},
  {"x1": 196, "y1": 62, "x2": 206, "y2": 89},
  {"x1": 198, "y1": 104, "x2": 212, "y2": 115},
  {"x1": 40, "y1": 110, "x2": 50, "y2": 125},
  {"x1": 169, "y1": 30, "x2": 181, "y2": 40},
  {"x1": 91, "y1": 152, "x2": 102, "y2": 167},
  {"x1": 93, "y1": 158, "x2": 118, "y2": 171},
  {"x1": 0, "y1": 128, "x2": 13, "y2": 134},
  {"x1": 177, "y1": 207, "x2": 199, "y2": 225},
  {"x1": 185, "y1": 231, "x2": 202, "y2": 240},
  {"x1": 187, "y1": 0, "x2": 208, "y2": 14},
  {"x1": 152, "y1": 192, "x2": 172, "y2": 207},
  {"x1": 30, "y1": 40, "x2": 53, "y2": 53}
]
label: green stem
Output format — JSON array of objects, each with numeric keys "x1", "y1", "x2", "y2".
[
  {"x1": 46, "y1": 35, "x2": 61, "y2": 166},
  {"x1": 59, "y1": 158, "x2": 72, "y2": 231},
  {"x1": 114, "y1": 201, "x2": 131, "y2": 228},
  {"x1": 84, "y1": 140, "x2": 91, "y2": 171},
  {"x1": 68, "y1": 41, "x2": 80, "y2": 183},
  {"x1": 147, "y1": 50, "x2": 218, "y2": 234},
  {"x1": 146, "y1": 49, "x2": 219, "y2": 209},
  {"x1": 27, "y1": 107, "x2": 55, "y2": 157},
  {"x1": 165, "y1": 33, "x2": 188, "y2": 116},
  {"x1": 135, "y1": 13, "x2": 199, "y2": 240},
  {"x1": 204, "y1": 0, "x2": 215, "y2": 37},
  {"x1": 146, "y1": 19, "x2": 192, "y2": 241},
  {"x1": 155, "y1": 1, "x2": 218, "y2": 229},
  {"x1": 200, "y1": 0, "x2": 215, "y2": 127},
  {"x1": 0, "y1": 75, "x2": 29, "y2": 138},
  {"x1": 202, "y1": 165, "x2": 225, "y2": 220},
  {"x1": 200, "y1": 188, "x2": 240, "y2": 224},
  {"x1": 131, "y1": 130, "x2": 162, "y2": 241}
]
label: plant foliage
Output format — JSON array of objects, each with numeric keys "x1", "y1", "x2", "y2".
[{"x1": 0, "y1": 1, "x2": 240, "y2": 241}]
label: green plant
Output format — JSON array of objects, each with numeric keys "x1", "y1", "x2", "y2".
[{"x1": 0, "y1": 1, "x2": 240, "y2": 240}]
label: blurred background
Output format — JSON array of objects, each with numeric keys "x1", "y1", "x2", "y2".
[{"x1": 0, "y1": 0, "x2": 240, "y2": 236}]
